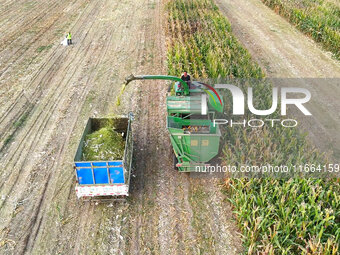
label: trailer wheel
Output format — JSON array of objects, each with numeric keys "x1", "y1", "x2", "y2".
[{"x1": 173, "y1": 154, "x2": 178, "y2": 170}]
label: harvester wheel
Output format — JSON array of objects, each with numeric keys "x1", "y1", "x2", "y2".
[{"x1": 173, "y1": 154, "x2": 178, "y2": 170}]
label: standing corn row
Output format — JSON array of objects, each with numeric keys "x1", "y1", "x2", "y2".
[{"x1": 262, "y1": 0, "x2": 340, "y2": 60}]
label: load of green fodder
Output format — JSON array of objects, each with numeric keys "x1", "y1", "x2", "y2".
[
  {"x1": 261, "y1": 0, "x2": 340, "y2": 60},
  {"x1": 166, "y1": 0, "x2": 339, "y2": 253},
  {"x1": 82, "y1": 127, "x2": 125, "y2": 161}
]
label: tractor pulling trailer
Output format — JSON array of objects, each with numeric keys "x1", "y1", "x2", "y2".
[{"x1": 73, "y1": 75, "x2": 224, "y2": 199}]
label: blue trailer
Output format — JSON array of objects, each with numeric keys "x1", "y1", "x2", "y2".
[{"x1": 73, "y1": 114, "x2": 133, "y2": 199}]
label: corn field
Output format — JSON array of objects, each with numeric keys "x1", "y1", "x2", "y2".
[
  {"x1": 166, "y1": 0, "x2": 264, "y2": 79},
  {"x1": 166, "y1": 0, "x2": 340, "y2": 254},
  {"x1": 262, "y1": 0, "x2": 340, "y2": 60}
]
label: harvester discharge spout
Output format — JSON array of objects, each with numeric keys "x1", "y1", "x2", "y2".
[
  {"x1": 125, "y1": 74, "x2": 190, "y2": 96},
  {"x1": 124, "y1": 74, "x2": 224, "y2": 113}
]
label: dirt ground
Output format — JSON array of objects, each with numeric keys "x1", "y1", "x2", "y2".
[
  {"x1": 216, "y1": 0, "x2": 340, "y2": 161},
  {"x1": 0, "y1": 0, "x2": 242, "y2": 254}
]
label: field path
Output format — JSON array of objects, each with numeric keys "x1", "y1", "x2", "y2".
[
  {"x1": 0, "y1": 0, "x2": 242, "y2": 254},
  {"x1": 216, "y1": 0, "x2": 340, "y2": 160}
]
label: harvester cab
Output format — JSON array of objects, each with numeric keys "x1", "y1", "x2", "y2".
[{"x1": 125, "y1": 74, "x2": 224, "y2": 172}]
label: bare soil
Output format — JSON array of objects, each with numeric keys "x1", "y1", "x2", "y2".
[
  {"x1": 0, "y1": 0, "x2": 242, "y2": 254},
  {"x1": 216, "y1": 0, "x2": 340, "y2": 161}
]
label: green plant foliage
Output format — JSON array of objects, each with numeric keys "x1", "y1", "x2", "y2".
[
  {"x1": 166, "y1": 0, "x2": 264, "y2": 79},
  {"x1": 36, "y1": 44, "x2": 52, "y2": 53},
  {"x1": 262, "y1": 0, "x2": 340, "y2": 60},
  {"x1": 225, "y1": 178, "x2": 340, "y2": 254},
  {"x1": 82, "y1": 127, "x2": 125, "y2": 161},
  {"x1": 166, "y1": 0, "x2": 339, "y2": 253}
]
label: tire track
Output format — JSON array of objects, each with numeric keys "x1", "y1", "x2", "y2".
[
  {"x1": 24, "y1": 13, "x2": 121, "y2": 253},
  {"x1": 0, "y1": 0, "x2": 92, "y2": 121},
  {"x1": 0, "y1": 0, "x2": 103, "y2": 205},
  {"x1": 0, "y1": 0, "x2": 98, "y2": 143},
  {"x1": 0, "y1": 0, "x2": 94, "y2": 151},
  {"x1": 0, "y1": 1, "x2": 103, "y2": 218},
  {"x1": 0, "y1": 0, "x2": 144, "y2": 253}
]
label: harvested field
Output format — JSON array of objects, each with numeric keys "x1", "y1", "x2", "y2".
[{"x1": 0, "y1": 0, "x2": 241, "y2": 254}]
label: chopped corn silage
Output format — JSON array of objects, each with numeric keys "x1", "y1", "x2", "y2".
[{"x1": 82, "y1": 127, "x2": 125, "y2": 161}]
